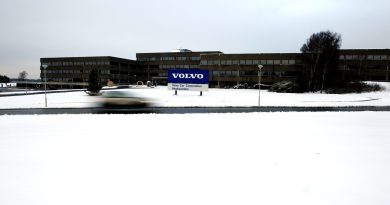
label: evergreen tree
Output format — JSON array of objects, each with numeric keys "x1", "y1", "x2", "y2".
[
  {"x1": 87, "y1": 69, "x2": 102, "y2": 95},
  {"x1": 0, "y1": 74, "x2": 10, "y2": 83}
]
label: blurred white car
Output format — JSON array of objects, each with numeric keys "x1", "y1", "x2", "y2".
[{"x1": 98, "y1": 90, "x2": 152, "y2": 108}]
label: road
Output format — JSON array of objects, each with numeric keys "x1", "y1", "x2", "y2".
[{"x1": 1, "y1": 106, "x2": 390, "y2": 115}]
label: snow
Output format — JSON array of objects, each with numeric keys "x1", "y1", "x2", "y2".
[
  {"x1": 1, "y1": 82, "x2": 390, "y2": 108},
  {"x1": 1, "y1": 112, "x2": 390, "y2": 205}
]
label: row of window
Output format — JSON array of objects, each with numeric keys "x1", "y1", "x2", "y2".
[
  {"x1": 209, "y1": 71, "x2": 291, "y2": 77},
  {"x1": 44, "y1": 69, "x2": 111, "y2": 74},
  {"x1": 43, "y1": 61, "x2": 111, "y2": 66},
  {"x1": 159, "y1": 65, "x2": 199, "y2": 69},
  {"x1": 46, "y1": 78, "x2": 111, "y2": 83},
  {"x1": 156, "y1": 70, "x2": 297, "y2": 78},
  {"x1": 340, "y1": 55, "x2": 388, "y2": 61},
  {"x1": 200, "y1": 59, "x2": 298, "y2": 66},
  {"x1": 138, "y1": 56, "x2": 201, "y2": 62}
]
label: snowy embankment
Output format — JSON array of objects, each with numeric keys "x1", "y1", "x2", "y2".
[
  {"x1": 0, "y1": 82, "x2": 390, "y2": 108},
  {"x1": 1, "y1": 112, "x2": 390, "y2": 205}
]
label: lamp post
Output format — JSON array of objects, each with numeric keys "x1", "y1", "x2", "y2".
[
  {"x1": 42, "y1": 64, "x2": 48, "y2": 108},
  {"x1": 257, "y1": 65, "x2": 263, "y2": 107}
]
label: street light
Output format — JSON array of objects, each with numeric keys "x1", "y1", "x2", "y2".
[
  {"x1": 42, "y1": 64, "x2": 48, "y2": 108},
  {"x1": 258, "y1": 65, "x2": 263, "y2": 107}
]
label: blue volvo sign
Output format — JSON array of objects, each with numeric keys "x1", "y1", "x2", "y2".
[{"x1": 168, "y1": 69, "x2": 209, "y2": 91}]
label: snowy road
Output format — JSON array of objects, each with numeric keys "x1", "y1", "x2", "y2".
[{"x1": 2, "y1": 106, "x2": 390, "y2": 115}]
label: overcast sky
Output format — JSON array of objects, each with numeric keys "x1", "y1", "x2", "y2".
[{"x1": 1, "y1": 0, "x2": 390, "y2": 79}]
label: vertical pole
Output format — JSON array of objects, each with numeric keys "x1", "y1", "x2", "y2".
[
  {"x1": 44, "y1": 67, "x2": 47, "y2": 108},
  {"x1": 200, "y1": 91, "x2": 202, "y2": 96},
  {"x1": 257, "y1": 64, "x2": 263, "y2": 107},
  {"x1": 175, "y1": 90, "x2": 177, "y2": 95},
  {"x1": 258, "y1": 70, "x2": 261, "y2": 107}
]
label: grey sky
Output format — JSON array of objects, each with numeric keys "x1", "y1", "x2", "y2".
[{"x1": 1, "y1": 0, "x2": 390, "y2": 79}]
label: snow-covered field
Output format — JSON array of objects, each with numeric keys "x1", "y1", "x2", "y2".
[
  {"x1": 1, "y1": 83, "x2": 390, "y2": 204},
  {"x1": 1, "y1": 82, "x2": 390, "y2": 108},
  {"x1": 1, "y1": 112, "x2": 390, "y2": 205}
]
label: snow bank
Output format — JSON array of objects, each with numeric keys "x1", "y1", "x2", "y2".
[{"x1": 0, "y1": 82, "x2": 390, "y2": 108}]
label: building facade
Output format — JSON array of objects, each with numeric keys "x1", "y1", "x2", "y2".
[
  {"x1": 136, "y1": 49, "x2": 221, "y2": 85},
  {"x1": 339, "y1": 49, "x2": 390, "y2": 82},
  {"x1": 40, "y1": 49, "x2": 390, "y2": 89},
  {"x1": 40, "y1": 56, "x2": 137, "y2": 88}
]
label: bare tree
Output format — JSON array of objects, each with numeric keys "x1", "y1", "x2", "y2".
[
  {"x1": 18, "y1": 71, "x2": 28, "y2": 92},
  {"x1": 301, "y1": 31, "x2": 341, "y2": 92},
  {"x1": 18, "y1": 70, "x2": 28, "y2": 80}
]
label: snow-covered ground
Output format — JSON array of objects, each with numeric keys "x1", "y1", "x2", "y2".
[
  {"x1": 1, "y1": 82, "x2": 390, "y2": 108},
  {"x1": 1, "y1": 112, "x2": 390, "y2": 205}
]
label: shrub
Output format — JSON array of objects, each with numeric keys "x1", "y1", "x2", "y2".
[
  {"x1": 269, "y1": 81, "x2": 304, "y2": 93},
  {"x1": 326, "y1": 81, "x2": 384, "y2": 94}
]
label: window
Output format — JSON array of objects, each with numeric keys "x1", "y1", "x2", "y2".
[
  {"x1": 260, "y1": 60, "x2": 267, "y2": 65},
  {"x1": 274, "y1": 60, "x2": 281, "y2": 65},
  {"x1": 232, "y1": 71, "x2": 239, "y2": 76},
  {"x1": 245, "y1": 60, "x2": 252, "y2": 65},
  {"x1": 252, "y1": 60, "x2": 259, "y2": 65},
  {"x1": 226, "y1": 60, "x2": 232, "y2": 65},
  {"x1": 266, "y1": 60, "x2": 273, "y2": 65},
  {"x1": 232, "y1": 60, "x2": 239, "y2": 65},
  {"x1": 191, "y1": 56, "x2": 201, "y2": 61},
  {"x1": 177, "y1": 57, "x2": 187, "y2": 61},
  {"x1": 214, "y1": 60, "x2": 220, "y2": 65},
  {"x1": 281, "y1": 60, "x2": 289, "y2": 65},
  {"x1": 239, "y1": 60, "x2": 245, "y2": 65},
  {"x1": 288, "y1": 60, "x2": 296, "y2": 65},
  {"x1": 200, "y1": 60, "x2": 207, "y2": 65}
]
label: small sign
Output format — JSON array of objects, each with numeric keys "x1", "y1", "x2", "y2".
[{"x1": 168, "y1": 69, "x2": 209, "y2": 91}]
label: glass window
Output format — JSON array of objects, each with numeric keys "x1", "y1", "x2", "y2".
[
  {"x1": 245, "y1": 60, "x2": 252, "y2": 65},
  {"x1": 266, "y1": 60, "x2": 273, "y2": 65},
  {"x1": 232, "y1": 71, "x2": 239, "y2": 76},
  {"x1": 232, "y1": 60, "x2": 239, "y2": 65},
  {"x1": 221, "y1": 60, "x2": 227, "y2": 65},
  {"x1": 214, "y1": 60, "x2": 220, "y2": 65},
  {"x1": 226, "y1": 60, "x2": 232, "y2": 65},
  {"x1": 177, "y1": 57, "x2": 187, "y2": 61},
  {"x1": 260, "y1": 60, "x2": 267, "y2": 65},
  {"x1": 191, "y1": 56, "x2": 201, "y2": 61},
  {"x1": 281, "y1": 60, "x2": 289, "y2": 65},
  {"x1": 252, "y1": 60, "x2": 259, "y2": 65},
  {"x1": 200, "y1": 60, "x2": 207, "y2": 65},
  {"x1": 213, "y1": 71, "x2": 219, "y2": 77},
  {"x1": 239, "y1": 60, "x2": 245, "y2": 65},
  {"x1": 274, "y1": 60, "x2": 281, "y2": 65}
]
